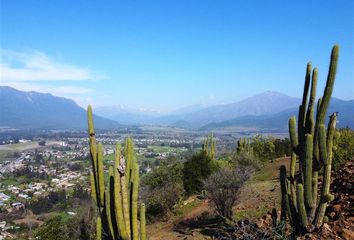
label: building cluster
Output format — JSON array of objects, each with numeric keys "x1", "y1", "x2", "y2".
[
  {"x1": 0, "y1": 140, "x2": 90, "y2": 237},
  {"x1": 0, "y1": 129, "x2": 206, "y2": 238}
]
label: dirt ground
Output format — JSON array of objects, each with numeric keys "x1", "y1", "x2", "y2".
[
  {"x1": 13, "y1": 210, "x2": 43, "y2": 227},
  {"x1": 147, "y1": 157, "x2": 291, "y2": 240}
]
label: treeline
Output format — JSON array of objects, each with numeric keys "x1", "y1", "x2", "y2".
[
  {"x1": 5, "y1": 167, "x2": 49, "y2": 181},
  {"x1": 243, "y1": 135, "x2": 291, "y2": 162}
]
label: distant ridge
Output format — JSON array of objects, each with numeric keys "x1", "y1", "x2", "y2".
[
  {"x1": 154, "y1": 91, "x2": 301, "y2": 128},
  {"x1": 94, "y1": 105, "x2": 160, "y2": 125},
  {"x1": 200, "y1": 98, "x2": 354, "y2": 131},
  {"x1": 0, "y1": 86, "x2": 120, "y2": 130}
]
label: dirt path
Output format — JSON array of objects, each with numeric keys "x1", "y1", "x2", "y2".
[
  {"x1": 147, "y1": 199, "x2": 212, "y2": 240},
  {"x1": 147, "y1": 157, "x2": 291, "y2": 240}
]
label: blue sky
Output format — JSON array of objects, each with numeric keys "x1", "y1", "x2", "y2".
[{"x1": 1, "y1": 0, "x2": 353, "y2": 111}]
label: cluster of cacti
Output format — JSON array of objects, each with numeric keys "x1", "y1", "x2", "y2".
[
  {"x1": 203, "y1": 133, "x2": 216, "y2": 159},
  {"x1": 236, "y1": 138, "x2": 253, "y2": 155},
  {"x1": 280, "y1": 45, "x2": 339, "y2": 232},
  {"x1": 87, "y1": 106, "x2": 146, "y2": 240}
]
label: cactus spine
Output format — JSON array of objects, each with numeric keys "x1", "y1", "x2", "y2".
[
  {"x1": 87, "y1": 106, "x2": 147, "y2": 240},
  {"x1": 280, "y1": 45, "x2": 339, "y2": 232}
]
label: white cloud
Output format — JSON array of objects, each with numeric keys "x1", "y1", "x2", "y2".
[
  {"x1": 0, "y1": 49, "x2": 102, "y2": 107},
  {"x1": 0, "y1": 49, "x2": 106, "y2": 82}
]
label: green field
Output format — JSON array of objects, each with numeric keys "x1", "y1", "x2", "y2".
[
  {"x1": 0, "y1": 150, "x2": 16, "y2": 162},
  {"x1": 0, "y1": 142, "x2": 39, "y2": 151},
  {"x1": 0, "y1": 141, "x2": 62, "y2": 151},
  {"x1": 147, "y1": 145, "x2": 188, "y2": 154}
]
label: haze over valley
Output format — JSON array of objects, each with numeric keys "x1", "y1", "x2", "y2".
[{"x1": 1, "y1": 86, "x2": 353, "y2": 132}]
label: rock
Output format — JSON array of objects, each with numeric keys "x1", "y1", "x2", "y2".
[
  {"x1": 322, "y1": 223, "x2": 332, "y2": 231},
  {"x1": 333, "y1": 204, "x2": 341, "y2": 212},
  {"x1": 305, "y1": 233, "x2": 312, "y2": 238},
  {"x1": 344, "y1": 161, "x2": 353, "y2": 167},
  {"x1": 255, "y1": 219, "x2": 264, "y2": 228},
  {"x1": 329, "y1": 212, "x2": 336, "y2": 219},
  {"x1": 320, "y1": 223, "x2": 333, "y2": 237},
  {"x1": 262, "y1": 213, "x2": 272, "y2": 222},
  {"x1": 341, "y1": 229, "x2": 354, "y2": 240}
]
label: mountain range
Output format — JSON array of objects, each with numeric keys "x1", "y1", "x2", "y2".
[
  {"x1": 0, "y1": 86, "x2": 119, "y2": 130},
  {"x1": 0, "y1": 86, "x2": 353, "y2": 131},
  {"x1": 94, "y1": 105, "x2": 161, "y2": 125},
  {"x1": 156, "y1": 92, "x2": 353, "y2": 130},
  {"x1": 201, "y1": 98, "x2": 354, "y2": 131},
  {"x1": 155, "y1": 91, "x2": 301, "y2": 128}
]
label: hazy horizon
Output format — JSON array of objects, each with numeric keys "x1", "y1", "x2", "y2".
[
  {"x1": 1, "y1": 1, "x2": 353, "y2": 111},
  {"x1": 2, "y1": 86, "x2": 353, "y2": 116}
]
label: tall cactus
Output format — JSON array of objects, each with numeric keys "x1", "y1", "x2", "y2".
[
  {"x1": 203, "y1": 133, "x2": 216, "y2": 159},
  {"x1": 236, "y1": 138, "x2": 253, "y2": 155},
  {"x1": 280, "y1": 45, "x2": 339, "y2": 233},
  {"x1": 87, "y1": 106, "x2": 147, "y2": 240}
]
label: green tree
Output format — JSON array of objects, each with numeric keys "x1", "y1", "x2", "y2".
[
  {"x1": 250, "y1": 135, "x2": 276, "y2": 161},
  {"x1": 183, "y1": 150, "x2": 217, "y2": 194}
]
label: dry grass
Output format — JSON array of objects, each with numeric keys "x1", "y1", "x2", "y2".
[{"x1": 147, "y1": 157, "x2": 291, "y2": 239}]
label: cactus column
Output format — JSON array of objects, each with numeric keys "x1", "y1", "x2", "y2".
[
  {"x1": 87, "y1": 106, "x2": 147, "y2": 240},
  {"x1": 236, "y1": 138, "x2": 253, "y2": 155},
  {"x1": 280, "y1": 45, "x2": 339, "y2": 233},
  {"x1": 203, "y1": 133, "x2": 216, "y2": 159}
]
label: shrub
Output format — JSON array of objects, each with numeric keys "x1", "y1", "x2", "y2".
[
  {"x1": 333, "y1": 127, "x2": 354, "y2": 169},
  {"x1": 141, "y1": 182, "x2": 184, "y2": 220},
  {"x1": 232, "y1": 152, "x2": 261, "y2": 170},
  {"x1": 34, "y1": 214, "x2": 70, "y2": 240},
  {"x1": 203, "y1": 166, "x2": 253, "y2": 219},
  {"x1": 33, "y1": 209, "x2": 96, "y2": 240},
  {"x1": 141, "y1": 162, "x2": 185, "y2": 220}
]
